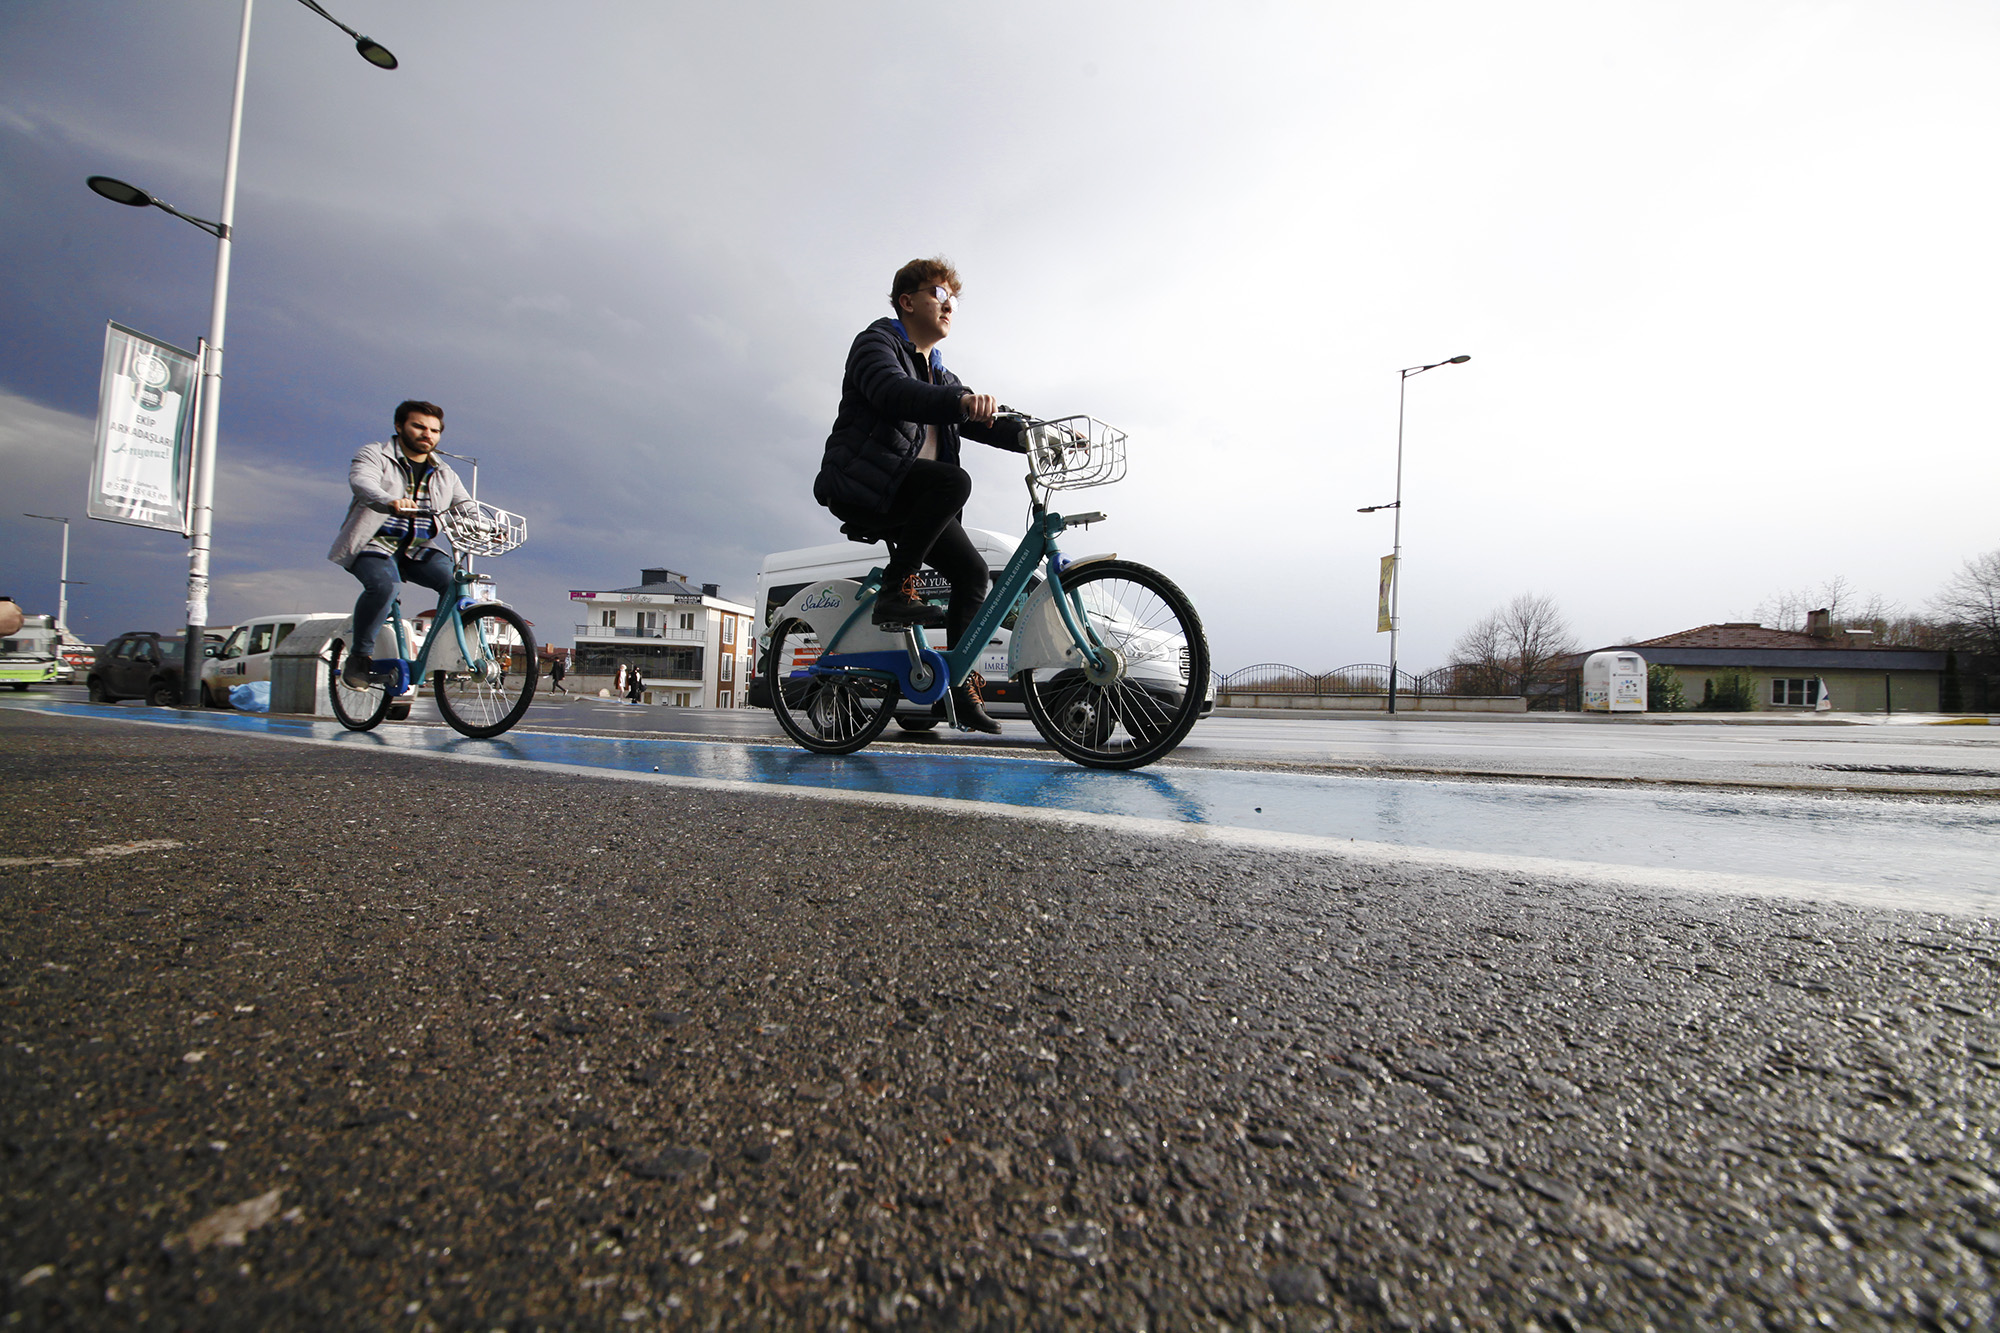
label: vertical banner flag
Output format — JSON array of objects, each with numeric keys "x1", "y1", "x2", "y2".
[
  {"x1": 1377, "y1": 555, "x2": 1397, "y2": 632},
  {"x1": 87, "y1": 322, "x2": 199, "y2": 533}
]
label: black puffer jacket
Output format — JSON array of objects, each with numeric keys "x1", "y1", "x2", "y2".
[{"x1": 814, "y1": 317, "x2": 1020, "y2": 517}]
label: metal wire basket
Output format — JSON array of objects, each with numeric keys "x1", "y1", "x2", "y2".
[
  {"x1": 1025, "y1": 415, "x2": 1127, "y2": 491},
  {"x1": 441, "y1": 501, "x2": 527, "y2": 558}
]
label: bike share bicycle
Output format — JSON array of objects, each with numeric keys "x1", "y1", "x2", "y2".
[
  {"x1": 763, "y1": 414, "x2": 1209, "y2": 770},
  {"x1": 325, "y1": 502, "x2": 540, "y2": 739}
]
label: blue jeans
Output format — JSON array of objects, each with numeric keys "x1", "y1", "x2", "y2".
[{"x1": 349, "y1": 548, "x2": 454, "y2": 657}]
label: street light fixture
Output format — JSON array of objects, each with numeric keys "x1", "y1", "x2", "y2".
[
  {"x1": 1361, "y1": 354, "x2": 1470, "y2": 715},
  {"x1": 434, "y1": 449, "x2": 479, "y2": 572},
  {"x1": 21, "y1": 514, "x2": 75, "y2": 637},
  {"x1": 84, "y1": 0, "x2": 395, "y2": 707}
]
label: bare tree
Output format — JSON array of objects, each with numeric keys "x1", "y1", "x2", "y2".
[
  {"x1": 1450, "y1": 593, "x2": 1580, "y2": 698},
  {"x1": 1449, "y1": 611, "x2": 1511, "y2": 696},
  {"x1": 1933, "y1": 549, "x2": 2000, "y2": 657},
  {"x1": 1754, "y1": 575, "x2": 1896, "y2": 633}
]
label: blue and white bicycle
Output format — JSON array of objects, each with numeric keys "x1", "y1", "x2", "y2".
[
  {"x1": 327, "y1": 502, "x2": 538, "y2": 739},
  {"x1": 763, "y1": 414, "x2": 1209, "y2": 770}
]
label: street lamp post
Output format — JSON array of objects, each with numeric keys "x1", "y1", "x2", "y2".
[
  {"x1": 1359, "y1": 354, "x2": 1469, "y2": 715},
  {"x1": 85, "y1": 0, "x2": 395, "y2": 707},
  {"x1": 21, "y1": 514, "x2": 73, "y2": 636},
  {"x1": 434, "y1": 448, "x2": 479, "y2": 574}
]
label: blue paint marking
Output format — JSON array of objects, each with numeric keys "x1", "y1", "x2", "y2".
[{"x1": 15, "y1": 702, "x2": 2000, "y2": 908}]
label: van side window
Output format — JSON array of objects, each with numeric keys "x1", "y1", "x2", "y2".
[
  {"x1": 765, "y1": 583, "x2": 807, "y2": 632},
  {"x1": 275, "y1": 623, "x2": 297, "y2": 648},
  {"x1": 220, "y1": 628, "x2": 247, "y2": 659},
  {"x1": 248, "y1": 624, "x2": 276, "y2": 655}
]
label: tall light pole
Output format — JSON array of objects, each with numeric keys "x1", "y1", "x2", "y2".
[
  {"x1": 435, "y1": 448, "x2": 479, "y2": 574},
  {"x1": 21, "y1": 514, "x2": 73, "y2": 636},
  {"x1": 86, "y1": 0, "x2": 396, "y2": 707},
  {"x1": 1359, "y1": 354, "x2": 1469, "y2": 715}
]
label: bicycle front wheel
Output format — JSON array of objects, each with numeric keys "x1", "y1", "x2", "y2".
[
  {"x1": 329, "y1": 637, "x2": 394, "y2": 731},
  {"x1": 766, "y1": 616, "x2": 900, "y2": 755},
  {"x1": 1021, "y1": 560, "x2": 1209, "y2": 770},
  {"x1": 434, "y1": 604, "x2": 538, "y2": 738}
]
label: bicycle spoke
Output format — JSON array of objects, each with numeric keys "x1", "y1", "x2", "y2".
[{"x1": 1023, "y1": 561, "x2": 1208, "y2": 769}]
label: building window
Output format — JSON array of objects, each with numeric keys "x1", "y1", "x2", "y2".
[
  {"x1": 575, "y1": 644, "x2": 702, "y2": 677},
  {"x1": 638, "y1": 611, "x2": 658, "y2": 635},
  {"x1": 600, "y1": 610, "x2": 616, "y2": 628},
  {"x1": 720, "y1": 652, "x2": 733, "y2": 681},
  {"x1": 723, "y1": 616, "x2": 736, "y2": 645},
  {"x1": 679, "y1": 612, "x2": 695, "y2": 631},
  {"x1": 719, "y1": 691, "x2": 732, "y2": 708},
  {"x1": 1772, "y1": 678, "x2": 1820, "y2": 707}
]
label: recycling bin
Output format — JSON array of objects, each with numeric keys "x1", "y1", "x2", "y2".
[{"x1": 1582, "y1": 651, "x2": 1647, "y2": 712}]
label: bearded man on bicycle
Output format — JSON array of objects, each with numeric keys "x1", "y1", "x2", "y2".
[
  {"x1": 327, "y1": 399, "x2": 475, "y2": 689},
  {"x1": 813, "y1": 257, "x2": 1023, "y2": 734}
]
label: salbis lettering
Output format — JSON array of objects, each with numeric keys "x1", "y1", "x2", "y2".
[{"x1": 801, "y1": 589, "x2": 842, "y2": 612}]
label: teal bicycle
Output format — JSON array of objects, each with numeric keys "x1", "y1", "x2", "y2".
[
  {"x1": 763, "y1": 414, "x2": 1209, "y2": 770},
  {"x1": 326, "y1": 502, "x2": 539, "y2": 739}
]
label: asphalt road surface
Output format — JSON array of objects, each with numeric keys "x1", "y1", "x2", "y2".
[{"x1": 4, "y1": 708, "x2": 1999, "y2": 1330}]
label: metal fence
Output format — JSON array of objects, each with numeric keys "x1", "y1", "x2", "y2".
[{"x1": 1214, "y1": 663, "x2": 1472, "y2": 697}]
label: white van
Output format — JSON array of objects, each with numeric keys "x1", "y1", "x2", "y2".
[
  {"x1": 749, "y1": 528, "x2": 1024, "y2": 729},
  {"x1": 202, "y1": 614, "x2": 325, "y2": 705}
]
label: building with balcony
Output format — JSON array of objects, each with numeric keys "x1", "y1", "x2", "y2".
[{"x1": 570, "y1": 568, "x2": 756, "y2": 707}]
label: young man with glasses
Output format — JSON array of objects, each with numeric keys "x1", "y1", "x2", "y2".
[
  {"x1": 326, "y1": 400, "x2": 475, "y2": 689},
  {"x1": 814, "y1": 257, "x2": 1024, "y2": 733}
]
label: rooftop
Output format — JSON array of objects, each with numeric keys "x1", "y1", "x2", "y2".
[{"x1": 1628, "y1": 622, "x2": 1887, "y2": 651}]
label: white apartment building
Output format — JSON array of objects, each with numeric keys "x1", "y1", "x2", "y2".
[{"x1": 570, "y1": 568, "x2": 756, "y2": 708}]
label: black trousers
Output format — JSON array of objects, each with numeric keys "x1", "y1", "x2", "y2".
[{"x1": 879, "y1": 460, "x2": 989, "y2": 651}]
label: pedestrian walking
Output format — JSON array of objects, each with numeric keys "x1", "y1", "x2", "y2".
[
  {"x1": 626, "y1": 669, "x2": 644, "y2": 705},
  {"x1": 549, "y1": 655, "x2": 568, "y2": 693}
]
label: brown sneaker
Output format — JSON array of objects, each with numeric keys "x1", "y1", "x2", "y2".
[
  {"x1": 872, "y1": 574, "x2": 946, "y2": 628},
  {"x1": 952, "y1": 670, "x2": 1002, "y2": 734}
]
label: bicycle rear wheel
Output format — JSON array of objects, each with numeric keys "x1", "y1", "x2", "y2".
[
  {"x1": 766, "y1": 616, "x2": 900, "y2": 755},
  {"x1": 1021, "y1": 560, "x2": 1209, "y2": 769},
  {"x1": 434, "y1": 604, "x2": 538, "y2": 738},
  {"x1": 329, "y1": 637, "x2": 395, "y2": 731}
]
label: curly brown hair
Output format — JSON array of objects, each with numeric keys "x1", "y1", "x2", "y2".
[{"x1": 889, "y1": 256, "x2": 961, "y2": 312}]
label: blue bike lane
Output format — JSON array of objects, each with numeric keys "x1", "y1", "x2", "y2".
[{"x1": 13, "y1": 700, "x2": 1999, "y2": 914}]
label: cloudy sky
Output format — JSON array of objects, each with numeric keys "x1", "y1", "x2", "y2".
[{"x1": 3, "y1": 1, "x2": 1996, "y2": 673}]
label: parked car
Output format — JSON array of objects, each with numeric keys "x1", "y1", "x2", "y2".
[
  {"x1": 87, "y1": 632, "x2": 222, "y2": 706},
  {"x1": 201, "y1": 612, "x2": 340, "y2": 706}
]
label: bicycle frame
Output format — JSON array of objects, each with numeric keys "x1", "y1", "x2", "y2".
[
  {"x1": 369, "y1": 561, "x2": 504, "y2": 692},
  {"x1": 793, "y1": 502, "x2": 1111, "y2": 709}
]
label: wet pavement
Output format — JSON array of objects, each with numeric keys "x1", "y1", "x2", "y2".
[
  {"x1": 3, "y1": 707, "x2": 1998, "y2": 1330},
  {"x1": 11, "y1": 698, "x2": 1999, "y2": 916}
]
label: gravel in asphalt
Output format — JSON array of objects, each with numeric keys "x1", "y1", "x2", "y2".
[{"x1": 3, "y1": 709, "x2": 1998, "y2": 1330}]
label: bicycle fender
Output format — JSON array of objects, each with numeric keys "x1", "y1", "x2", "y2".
[
  {"x1": 773, "y1": 580, "x2": 907, "y2": 656},
  {"x1": 1006, "y1": 555, "x2": 1118, "y2": 676}
]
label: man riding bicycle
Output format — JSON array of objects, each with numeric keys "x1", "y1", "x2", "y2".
[
  {"x1": 327, "y1": 399, "x2": 475, "y2": 689},
  {"x1": 813, "y1": 257, "x2": 1023, "y2": 733}
]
